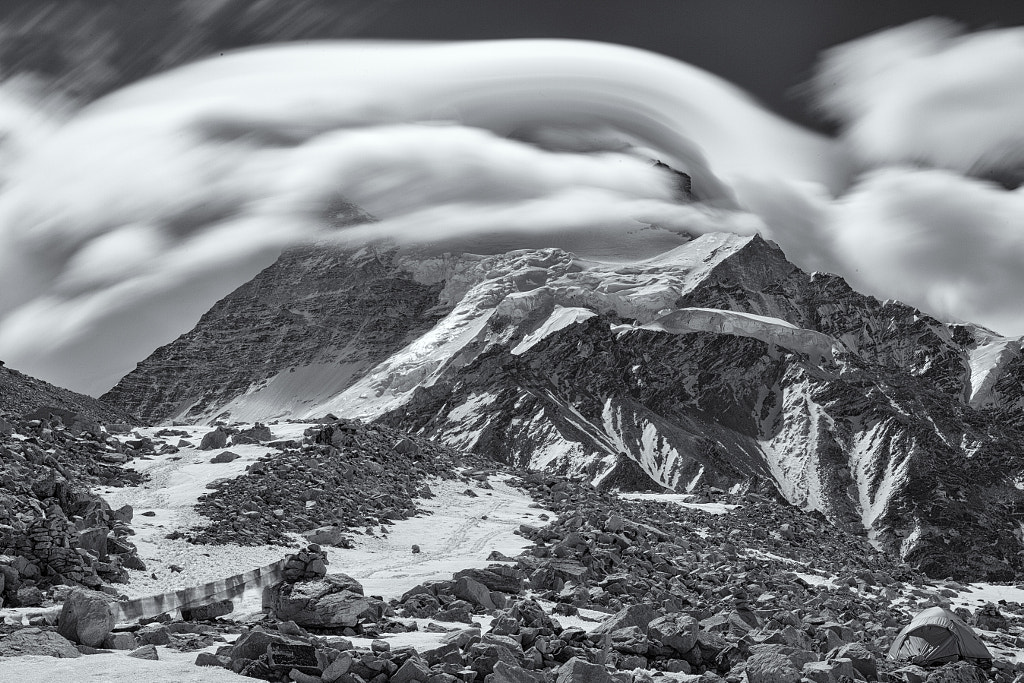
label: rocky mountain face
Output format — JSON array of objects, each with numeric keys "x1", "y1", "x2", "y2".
[
  {"x1": 101, "y1": 244, "x2": 448, "y2": 424},
  {"x1": 0, "y1": 362, "x2": 136, "y2": 426},
  {"x1": 103, "y1": 233, "x2": 1024, "y2": 580}
]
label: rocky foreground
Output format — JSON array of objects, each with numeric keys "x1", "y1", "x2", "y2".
[
  {"x1": 1, "y1": 416, "x2": 1023, "y2": 683},
  {"x1": 0, "y1": 409, "x2": 149, "y2": 606}
]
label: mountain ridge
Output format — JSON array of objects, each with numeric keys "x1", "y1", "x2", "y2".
[{"x1": 102, "y1": 232, "x2": 1024, "y2": 579}]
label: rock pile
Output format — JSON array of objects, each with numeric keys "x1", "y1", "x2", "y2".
[
  {"x1": 188, "y1": 419, "x2": 472, "y2": 546},
  {"x1": 0, "y1": 362, "x2": 137, "y2": 426},
  {"x1": 173, "y1": 472, "x2": 1024, "y2": 683},
  {"x1": 0, "y1": 412, "x2": 148, "y2": 605}
]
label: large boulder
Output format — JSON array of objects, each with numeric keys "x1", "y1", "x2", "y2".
[
  {"x1": 268, "y1": 574, "x2": 386, "y2": 628},
  {"x1": 593, "y1": 603, "x2": 660, "y2": 635},
  {"x1": 199, "y1": 427, "x2": 229, "y2": 450},
  {"x1": 745, "y1": 651, "x2": 803, "y2": 683},
  {"x1": 487, "y1": 661, "x2": 545, "y2": 683},
  {"x1": 830, "y1": 642, "x2": 878, "y2": 680},
  {"x1": 972, "y1": 603, "x2": 1008, "y2": 631},
  {"x1": 454, "y1": 575, "x2": 496, "y2": 610},
  {"x1": 57, "y1": 588, "x2": 118, "y2": 647},
  {"x1": 0, "y1": 628, "x2": 81, "y2": 658},
  {"x1": 555, "y1": 657, "x2": 614, "y2": 683},
  {"x1": 454, "y1": 566, "x2": 525, "y2": 594},
  {"x1": 648, "y1": 614, "x2": 699, "y2": 654}
]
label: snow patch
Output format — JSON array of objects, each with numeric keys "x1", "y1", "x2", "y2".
[
  {"x1": 618, "y1": 492, "x2": 738, "y2": 515},
  {"x1": 966, "y1": 335, "x2": 1022, "y2": 409},
  {"x1": 512, "y1": 306, "x2": 596, "y2": 355}
]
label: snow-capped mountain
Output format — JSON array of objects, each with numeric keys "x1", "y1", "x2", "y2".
[{"x1": 102, "y1": 233, "x2": 1024, "y2": 579}]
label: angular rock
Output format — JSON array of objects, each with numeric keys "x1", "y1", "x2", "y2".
[
  {"x1": 103, "y1": 631, "x2": 139, "y2": 650},
  {"x1": 455, "y1": 575, "x2": 497, "y2": 610},
  {"x1": 454, "y1": 566, "x2": 525, "y2": 594},
  {"x1": 195, "y1": 652, "x2": 232, "y2": 668},
  {"x1": 128, "y1": 643, "x2": 159, "y2": 660},
  {"x1": 745, "y1": 651, "x2": 803, "y2": 683},
  {"x1": 593, "y1": 603, "x2": 660, "y2": 635},
  {"x1": 391, "y1": 657, "x2": 433, "y2": 683},
  {"x1": 487, "y1": 661, "x2": 545, "y2": 683},
  {"x1": 556, "y1": 657, "x2": 614, "y2": 683},
  {"x1": 831, "y1": 642, "x2": 877, "y2": 680},
  {"x1": 0, "y1": 628, "x2": 81, "y2": 658},
  {"x1": 269, "y1": 575, "x2": 386, "y2": 628},
  {"x1": 57, "y1": 588, "x2": 118, "y2": 647},
  {"x1": 181, "y1": 599, "x2": 233, "y2": 621},
  {"x1": 648, "y1": 614, "x2": 698, "y2": 654},
  {"x1": 209, "y1": 451, "x2": 240, "y2": 464},
  {"x1": 322, "y1": 652, "x2": 354, "y2": 683},
  {"x1": 924, "y1": 661, "x2": 987, "y2": 683}
]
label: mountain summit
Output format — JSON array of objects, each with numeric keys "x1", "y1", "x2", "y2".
[{"x1": 103, "y1": 233, "x2": 1024, "y2": 579}]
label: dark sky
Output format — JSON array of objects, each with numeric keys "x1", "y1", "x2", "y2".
[{"x1": 353, "y1": 0, "x2": 1024, "y2": 130}]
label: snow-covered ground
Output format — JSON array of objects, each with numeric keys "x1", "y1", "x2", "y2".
[
  {"x1": 0, "y1": 423, "x2": 554, "y2": 681},
  {"x1": 0, "y1": 646, "x2": 247, "y2": 683},
  {"x1": 91, "y1": 424, "x2": 551, "y2": 602}
]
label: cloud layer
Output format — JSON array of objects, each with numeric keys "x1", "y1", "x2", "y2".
[
  {"x1": 813, "y1": 18, "x2": 1024, "y2": 179},
  {"x1": 2, "y1": 27, "x2": 1024, "y2": 396},
  {"x1": 3, "y1": 40, "x2": 833, "y2": 394}
]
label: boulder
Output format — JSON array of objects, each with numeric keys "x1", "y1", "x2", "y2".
[
  {"x1": 455, "y1": 575, "x2": 497, "y2": 610},
  {"x1": 972, "y1": 603, "x2": 1008, "y2": 631},
  {"x1": 0, "y1": 628, "x2": 81, "y2": 658},
  {"x1": 556, "y1": 657, "x2": 615, "y2": 683},
  {"x1": 802, "y1": 659, "x2": 856, "y2": 683},
  {"x1": 454, "y1": 566, "x2": 525, "y2": 594},
  {"x1": 322, "y1": 652, "x2": 354, "y2": 683},
  {"x1": 77, "y1": 527, "x2": 109, "y2": 561},
  {"x1": 102, "y1": 632, "x2": 139, "y2": 650},
  {"x1": 648, "y1": 614, "x2": 699, "y2": 654},
  {"x1": 181, "y1": 599, "x2": 233, "y2": 621},
  {"x1": 745, "y1": 651, "x2": 803, "y2": 683},
  {"x1": 391, "y1": 657, "x2": 433, "y2": 683},
  {"x1": 137, "y1": 624, "x2": 171, "y2": 645},
  {"x1": 57, "y1": 588, "x2": 118, "y2": 647},
  {"x1": 128, "y1": 643, "x2": 159, "y2": 660},
  {"x1": 303, "y1": 526, "x2": 350, "y2": 547},
  {"x1": 209, "y1": 451, "x2": 240, "y2": 464},
  {"x1": 231, "y1": 628, "x2": 296, "y2": 665},
  {"x1": 487, "y1": 661, "x2": 546, "y2": 683},
  {"x1": 593, "y1": 603, "x2": 660, "y2": 635},
  {"x1": 268, "y1": 574, "x2": 386, "y2": 628},
  {"x1": 199, "y1": 427, "x2": 229, "y2": 450},
  {"x1": 238, "y1": 424, "x2": 274, "y2": 443},
  {"x1": 195, "y1": 652, "x2": 232, "y2": 669},
  {"x1": 924, "y1": 661, "x2": 987, "y2": 683},
  {"x1": 831, "y1": 642, "x2": 877, "y2": 680}
]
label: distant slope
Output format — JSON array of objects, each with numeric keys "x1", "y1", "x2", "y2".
[{"x1": 0, "y1": 362, "x2": 137, "y2": 424}]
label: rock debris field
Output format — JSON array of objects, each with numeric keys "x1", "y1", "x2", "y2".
[{"x1": 2, "y1": 414, "x2": 1024, "y2": 683}]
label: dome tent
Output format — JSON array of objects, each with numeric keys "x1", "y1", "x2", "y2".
[{"x1": 888, "y1": 607, "x2": 992, "y2": 666}]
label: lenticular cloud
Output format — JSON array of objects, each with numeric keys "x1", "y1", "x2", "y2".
[
  {"x1": 812, "y1": 18, "x2": 1024, "y2": 180},
  {"x1": 1, "y1": 28, "x2": 1024, "y2": 395}
]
